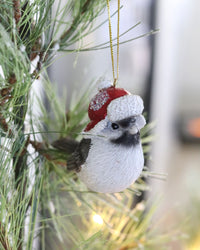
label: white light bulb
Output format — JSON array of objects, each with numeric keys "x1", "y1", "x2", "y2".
[{"x1": 93, "y1": 214, "x2": 103, "y2": 225}]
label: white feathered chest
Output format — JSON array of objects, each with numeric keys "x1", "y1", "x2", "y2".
[{"x1": 77, "y1": 137, "x2": 144, "y2": 193}]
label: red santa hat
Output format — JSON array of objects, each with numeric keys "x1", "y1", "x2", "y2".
[{"x1": 84, "y1": 80, "x2": 144, "y2": 132}]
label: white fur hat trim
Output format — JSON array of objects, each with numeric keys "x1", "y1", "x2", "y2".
[{"x1": 107, "y1": 95, "x2": 144, "y2": 122}]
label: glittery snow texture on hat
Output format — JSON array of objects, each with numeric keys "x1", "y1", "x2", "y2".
[{"x1": 85, "y1": 86, "x2": 128, "y2": 131}]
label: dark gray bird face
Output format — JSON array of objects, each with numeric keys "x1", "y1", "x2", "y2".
[{"x1": 102, "y1": 115, "x2": 146, "y2": 147}]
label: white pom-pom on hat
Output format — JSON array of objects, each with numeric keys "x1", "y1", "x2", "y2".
[
  {"x1": 97, "y1": 78, "x2": 112, "y2": 90},
  {"x1": 107, "y1": 95, "x2": 144, "y2": 122}
]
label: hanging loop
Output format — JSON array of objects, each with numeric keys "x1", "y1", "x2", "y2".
[{"x1": 106, "y1": 0, "x2": 120, "y2": 87}]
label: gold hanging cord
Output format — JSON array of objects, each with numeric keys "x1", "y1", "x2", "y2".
[{"x1": 106, "y1": 0, "x2": 120, "y2": 87}]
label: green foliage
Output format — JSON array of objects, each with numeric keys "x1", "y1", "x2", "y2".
[
  {"x1": 0, "y1": 130, "x2": 44, "y2": 249},
  {"x1": 40, "y1": 168, "x2": 164, "y2": 250},
  {"x1": 0, "y1": 0, "x2": 170, "y2": 249},
  {"x1": 0, "y1": 0, "x2": 108, "y2": 248}
]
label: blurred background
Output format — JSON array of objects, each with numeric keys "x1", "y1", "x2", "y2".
[{"x1": 50, "y1": 0, "x2": 200, "y2": 248}]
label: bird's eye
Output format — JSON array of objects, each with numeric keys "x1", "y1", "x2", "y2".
[{"x1": 111, "y1": 123, "x2": 119, "y2": 130}]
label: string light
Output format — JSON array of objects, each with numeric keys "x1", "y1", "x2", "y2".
[
  {"x1": 188, "y1": 118, "x2": 200, "y2": 138},
  {"x1": 92, "y1": 214, "x2": 103, "y2": 225}
]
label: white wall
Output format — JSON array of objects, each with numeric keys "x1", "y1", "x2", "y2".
[{"x1": 150, "y1": 0, "x2": 200, "y2": 229}]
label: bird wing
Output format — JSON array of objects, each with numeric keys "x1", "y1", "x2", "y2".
[
  {"x1": 67, "y1": 138, "x2": 91, "y2": 172},
  {"x1": 52, "y1": 137, "x2": 79, "y2": 154}
]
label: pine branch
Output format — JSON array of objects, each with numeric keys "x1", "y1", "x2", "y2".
[
  {"x1": 0, "y1": 74, "x2": 17, "y2": 135},
  {"x1": 60, "y1": 0, "x2": 92, "y2": 42},
  {"x1": 31, "y1": 51, "x2": 47, "y2": 79},
  {"x1": 0, "y1": 114, "x2": 11, "y2": 135},
  {"x1": 50, "y1": 0, "x2": 105, "y2": 50},
  {"x1": 0, "y1": 222, "x2": 10, "y2": 250},
  {"x1": 13, "y1": 0, "x2": 21, "y2": 29}
]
